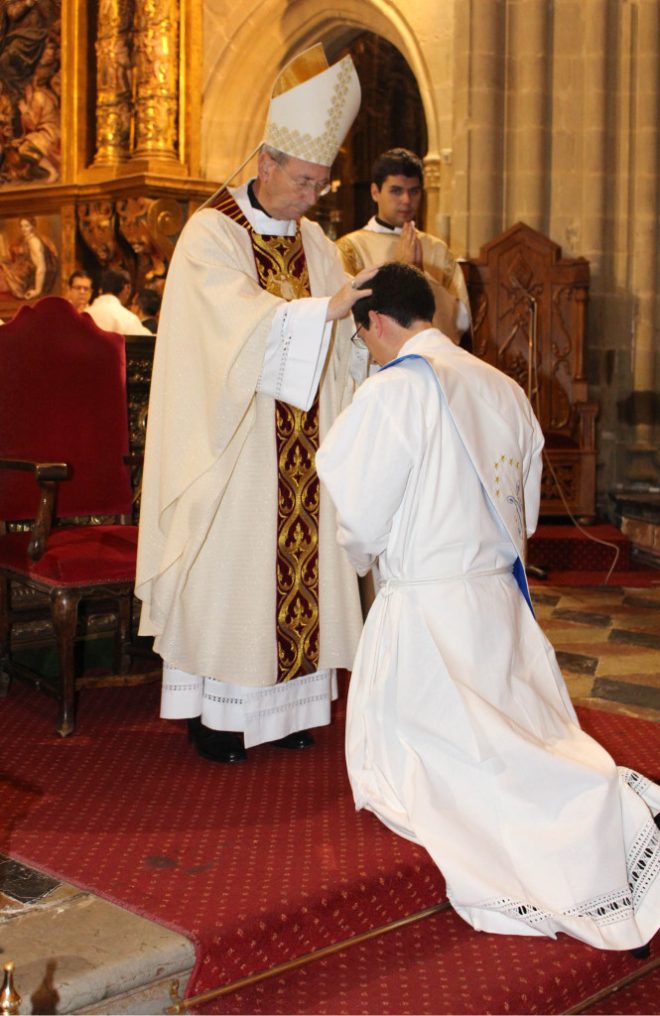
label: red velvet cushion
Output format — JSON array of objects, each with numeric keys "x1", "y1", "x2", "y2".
[
  {"x1": 0, "y1": 526, "x2": 138, "y2": 587},
  {"x1": 0, "y1": 297, "x2": 133, "y2": 520}
]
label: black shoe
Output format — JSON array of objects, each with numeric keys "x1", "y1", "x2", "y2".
[
  {"x1": 187, "y1": 719, "x2": 247, "y2": 763},
  {"x1": 630, "y1": 944, "x2": 651, "y2": 960},
  {"x1": 270, "y1": 729, "x2": 315, "y2": 749}
]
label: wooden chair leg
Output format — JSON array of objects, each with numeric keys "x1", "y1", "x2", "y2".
[
  {"x1": 51, "y1": 588, "x2": 81, "y2": 737},
  {"x1": 116, "y1": 591, "x2": 132, "y2": 674}
]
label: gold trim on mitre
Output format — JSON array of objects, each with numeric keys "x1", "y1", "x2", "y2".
[
  {"x1": 263, "y1": 45, "x2": 361, "y2": 167},
  {"x1": 272, "y1": 44, "x2": 329, "y2": 97}
]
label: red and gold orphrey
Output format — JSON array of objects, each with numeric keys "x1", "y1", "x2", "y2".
[{"x1": 212, "y1": 190, "x2": 320, "y2": 683}]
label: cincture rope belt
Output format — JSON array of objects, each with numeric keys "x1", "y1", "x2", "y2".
[{"x1": 379, "y1": 565, "x2": 512, "y2": 596}]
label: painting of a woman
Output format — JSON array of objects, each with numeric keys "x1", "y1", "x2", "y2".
[{"x1": 0, "y1": 214, "x2": 58, "y2": 298}]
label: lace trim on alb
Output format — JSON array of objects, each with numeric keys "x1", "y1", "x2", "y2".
[
  {"x1": 475, "y1": 816, "x2": 659, "y2": 930},
  {"x1": 201, "y1": 689, "x2": 332, "y2": 716},
  {"x1": 247, "y1": 691, "x2": 332, "y2": 720},
  {"x1": 162, "y1": 680, "x2": 201, "y2": 694},
  {"x1": 255, "y1": 306, "x2": 292, "y2": 399},
  {"x1": 621, "y1": 767, "x2": 652, "y2": 798},
  {"x1": 202, "y1": 693, "x2": 244, "y2": 706},
  {"x1": 200, "y1": 674, "x2": 331, "y2": 715},
  {"x1": 628, "y1": 816, "x2": 660, "y2": 909},
  {"x1": 274, "y1": 306, "x2": 292, "y2": 400},
  {"x1": 253, "y1": 670, "x2": 330, "y2": 699}
]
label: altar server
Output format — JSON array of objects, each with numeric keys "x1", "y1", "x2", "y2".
[
  {"x1": 336, "y1": 148, "x2": 470, "y2": 344},
  {"x1": 316, "y1": 262, "x2": 660, "y2": 951},
  {"x1": 137, "y1": 45, "x2": 373, "y2": 762}
]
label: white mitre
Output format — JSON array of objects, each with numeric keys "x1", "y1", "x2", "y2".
[
  {"x1": 201, "y1": 45, "x2": 360, "y2": 207},
  {"x1": 263, "y1": 44, "x2": 361, "y2": 167}
]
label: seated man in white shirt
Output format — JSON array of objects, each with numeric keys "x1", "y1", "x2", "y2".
[
  {"x1": 336, "y1": 148, "x2": 470, "y2": 345},
  {"x1": 87, "y1": 267, "x2": 151, "y2": 335}
]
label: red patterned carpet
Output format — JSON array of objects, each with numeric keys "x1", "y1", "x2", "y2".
[
  {"x1": 581, "y1": 967, "x2": 660, "y2": 1014},
  {"x1": 1, "y1": 680, "x2": 658, "y2": 1014},
  {"x1": 528, "y1": 524, "x2": 660, "y2": 587}
]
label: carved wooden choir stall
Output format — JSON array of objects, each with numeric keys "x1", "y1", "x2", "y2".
[{"x1": 462, "y1": 222, "x2": 598, "y2": 521}]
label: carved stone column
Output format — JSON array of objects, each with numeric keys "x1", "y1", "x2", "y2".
[
  {"x1": 93, "y1": 0, "x2": 134, "y2": 166},
  {"x1": 625, "y1": 0, "x2": 660, "y2": 485},
  {"x1": 504, "y1": 0, "x2": 549, "y2": 231},
  {"x1": 580, "y1": 0, "x2": 609, "y2": 273},
  {"x1": 453, "y1": 0, "x2": 504, "y2": 255},
  {"x1": 422, "y1": 157, "x2": 443, "y2": 240},
  {"x1": 132, "y1": 0, "x2": 180, "y2": 163}
]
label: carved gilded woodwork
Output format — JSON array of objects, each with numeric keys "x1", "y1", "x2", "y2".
[
  {"x1": 133, "y1": 0, "x2": 179, "y2": 162},
  {"x1": 0, "y1": 0, "x2": 62, "y2": 185},
  {"x1": 116, "y1": 194, "x2": 183, "y2": 284},
  {"x1": 77, "y1": 199, "x2": 121, "y2": 266},
  {"x1": 93, "y1": 0, "x2": 134, "y2": 165},
  {"x1": 0, "y1": 0, "x2": 206, "y2": 319}
]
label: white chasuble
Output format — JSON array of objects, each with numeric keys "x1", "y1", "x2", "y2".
[
  {"x1": 136, "y1": 184, "x2": 363, "y2": 746},
  {"x1": 316, "y1": 328, "x2": 660, "y2": 950}
]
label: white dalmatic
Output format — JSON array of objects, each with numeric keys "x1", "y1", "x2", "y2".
[{"x1": 317, "y1": 328, "x2": 660, "y2": 950}]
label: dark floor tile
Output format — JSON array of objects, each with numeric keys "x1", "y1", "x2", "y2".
[
  {"x1": 555, "y1": 650, "x2": 599, "y2": 675},
  {"x1": 592, "y1": 678, "x2": 660, "y2": 712},
  {"x1": 553, "y1": 608, "x2": 612, "y2": 628},
  {"x1": 530, "y1": 591, "x2": 561, "y2": 607},
  {"x1": 608, "y1": 628, "x2": 660, "y2": 650},
  {"x1": 0, "y1": 853, "x2": 60, "y2": 904},
  {"x1": 622, "y1": 594, "x2": 660, "y2": 610}
]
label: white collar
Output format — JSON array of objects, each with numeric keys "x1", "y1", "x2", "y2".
[
  {"x1": 229, "y1": 181, "x2": 298, "y2": 237},
  {"x1": 364, "y1": 215, "x2": 402, "y2": 236}
]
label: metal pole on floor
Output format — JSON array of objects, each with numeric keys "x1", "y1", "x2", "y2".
[{"x1": 166, "y1": 901, "x2": 451, "y2": 1014}]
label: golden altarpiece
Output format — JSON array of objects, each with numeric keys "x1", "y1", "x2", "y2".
[
  {"x1": 0, "y1": 0, "x2": 212, "y2": 657},
  {"x1": 0, "y1": 0, "x2": 211, "y2": 321}
]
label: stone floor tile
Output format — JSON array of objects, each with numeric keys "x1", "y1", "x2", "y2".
[
  {"x1": 555, "y1": 650, "x2": 599, "y2": 675},
  {"x1": 561, "y1": 673, "x2": 595, "y2": 699},
  {"x1": 552, "y1": 608, "x2": 612, "y2": 628},
  {"x1": 608, "y1": 628, "x2": 660, "y2": 650},
  {"x1": 529, "y1": 591, "x2": 562, "y2": 608},
  {"x1": 591, "y1": 677, "x2": 660, "y2": 712},
  {"x1": 622, "y1": 592, "x2": 660, "y2": 609},
  {"x1": 595, "y1": 649, "x2": 660, "y2": 676},
  {"x1": 539, "y1": 624, "x2": 613, "y2": 645}
]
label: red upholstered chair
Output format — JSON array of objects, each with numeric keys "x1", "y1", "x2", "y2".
[{"x1": 0, "y1": 297, "x2": 159, "y2": 735}]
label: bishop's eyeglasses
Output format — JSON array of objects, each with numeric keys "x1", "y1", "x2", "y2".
[{"x1": 277, "y1": 163, "x2": 331, "y2": 198}]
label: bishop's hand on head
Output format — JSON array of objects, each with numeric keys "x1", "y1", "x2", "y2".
[{"x1": 326, "y1": 266, "x2": 377, "y2": 322}]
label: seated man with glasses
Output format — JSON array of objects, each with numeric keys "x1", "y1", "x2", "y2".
[
  {"x1": 137, "y1": 46, "x2": 375, "y2": 765},
  {"x1": 65, "y1": 270, "x2": 93, "y2": 313}
]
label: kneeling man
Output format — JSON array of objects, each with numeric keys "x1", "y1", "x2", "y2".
[{"x1": 316, "y1": 263, "x2": 660, "y2": 951}]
